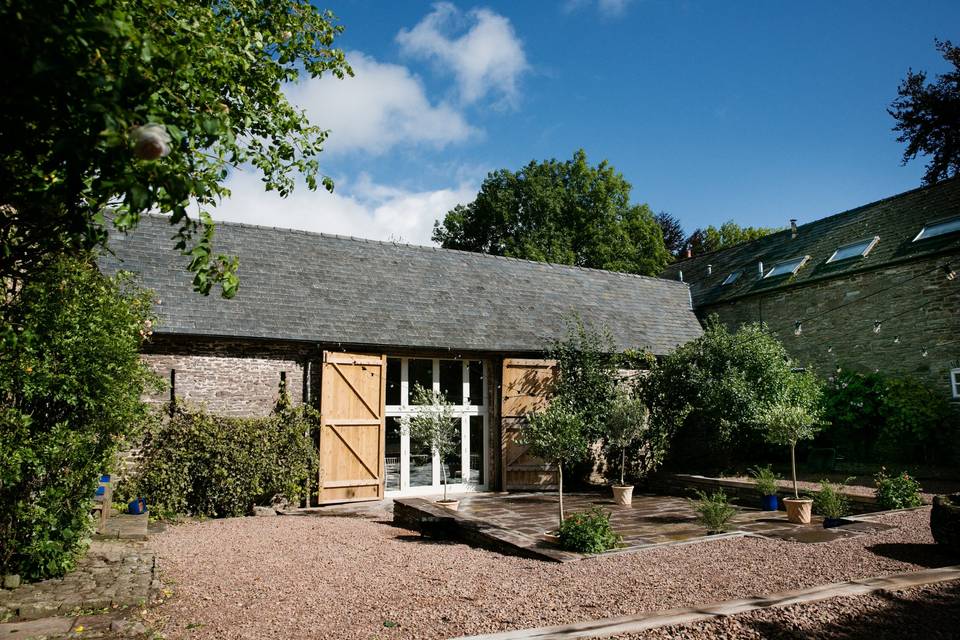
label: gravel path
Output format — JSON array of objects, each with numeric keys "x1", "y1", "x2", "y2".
[
  {"x1": 148, "y1": 508, "x2": 953, "y2": 640},
  {"x1": 629, "y1": 579, "x2": 960, "y2": 639}
]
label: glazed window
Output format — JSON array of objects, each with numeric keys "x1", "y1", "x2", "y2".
[
  {"x1": 721, "y1": 270, "x2": 742, "y2": 285},
  {"x1": 764, "y1": 256, "x2": 809, "y2": 278},
  {"x1": 952, "y1": 368, "x2": 960, "y2": 400},
  {"x1": 914, "y1": 216, "x2": 960, "y2": 241},
  {"x1": 827, "y1": 237, "x2": 879, "y2": 263}
]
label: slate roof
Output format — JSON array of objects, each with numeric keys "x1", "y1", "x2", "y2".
[
  {"x1": 660, "y1": 177, "x2": 960, "y2": 308},
  {"x1": 99, "y1": 215, "x2": 703, "y2": 355}
]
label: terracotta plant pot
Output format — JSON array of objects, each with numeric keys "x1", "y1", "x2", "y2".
[
  {"x1": 437, "y1": 499, "x2": 460, "y2": 511},
  {"x1": 931, "y1": 494, "x2": 960, "y2": 552},
  {"x1": 543, "y1": 531, "x2": 559, "y2": 544},
  {"x1": 612, "y1": 485, "x2": 634, "y2": 506},
  {"x1": 783, "y1": 497, "x2": 813, "y2": 524}
]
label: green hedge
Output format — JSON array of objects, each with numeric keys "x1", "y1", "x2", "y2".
[
  {"x1": 0, "y1": 256, "x2": 158, "y2": 580},
  {"x1": 132, "y1": 405, "x2": 317, "y2": 518}
]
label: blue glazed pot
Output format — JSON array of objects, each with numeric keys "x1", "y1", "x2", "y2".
[
  {"x1": 128, "y1": 498, "x2": 148, "y2": 515},
  {"x1": 761, "y1": 494, "x2": 779, "y2": 511}
]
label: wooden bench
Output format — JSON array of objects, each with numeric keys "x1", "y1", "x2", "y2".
[{"x1": 91, "y1": 475, "x2": 113, "y2": 533}]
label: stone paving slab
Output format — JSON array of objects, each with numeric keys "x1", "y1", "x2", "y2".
[
  {"x1": 0, "y1": 540, "x2": 158, "y2": 623},
  {"x1": 453, "y1": 565, "x2": 960, "y2": 640},
  {"x1": 93, "y1": 514, "x2": 149, "y2": 541}
]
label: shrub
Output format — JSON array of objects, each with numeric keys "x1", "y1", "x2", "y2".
[
  {"x1": 813, "y1": 479, "x2": 852, "y2": 519},
  {"x1": 749, "y1": 465, "x2": 781, "y2": 496},
  {"x1": 0, "y1": 256, "x2": 159, "y2": 580},
  {"x1": 133, "y1": 405, "x2": 316, "y2": 518},
  {"x1": 874, "y1": 468, "x2": 923, "y2": 510},
  {"x1": 605, "y1": 390, "x2": 649, "y2": 486},
  {"x1": 557, "y1": 508, "x2": 622, "y2": 553},
  {"x1": 691, "y1": 490, "x2": 737, "y2": 533}
]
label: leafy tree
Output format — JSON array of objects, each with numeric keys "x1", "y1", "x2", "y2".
[
  {"x1": 684, "y1": 220, "x2": 780, "y2": 255},
  {"x1": 432, "y1": 149, "x2": 670, "y2": 276},
  {"x1": 762, "y1": 385, "x2": 824, "y2": 499},
  {"x1": 0, "y1": 0, "x2": 351, "y2": 301},
  {"x1": 520, "y1": 400, "x2": 589, "y2": 529},
  {"x1": 889, "y1": 39, "x2": 960, "y2": 185},
  {"x1": 640, "y1": 317, "x2": 821, "y2": 470},
  {"x1": 654, "y1": 211, "x2": 686, "y2": 257},
  {"x1": 402, "y1": 385, "x2": 459, "y2": 503},
  {"x1": 605, "y1": 390, "x2": 649, "y2": 486},
  {"x1": 0, "y1": 255, "x2": 160, "y2": 579}
]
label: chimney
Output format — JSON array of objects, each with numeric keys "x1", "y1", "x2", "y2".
[
  {"x1": 790, "y1": 219, "x2": 798, "y2": 239},
  {"x1": 678, "y1": 270, "x2": 684, "y2": 282},
  {"x1": 707, "y1": 264, "x2": 713, "y2": 275},
  {"x1": 757, "y1": 261, "x2": 764, "y2": 277},
  {"x1": 685, "y1": 244, "x2": 692, "y2": 259}
]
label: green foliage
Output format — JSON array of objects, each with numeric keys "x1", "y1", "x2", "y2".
[
  {"x1": 762, "y1": 400, "x2": 823, "y2": 449},
  {"x1": 640, "y1": 317, "x2": 821, "y2": 469},
  {"x1": 0, "y1": 255, "x2": 158, "y2": 580},
  {"x1": 0, "y1": 0, "x2": 351, "y2": 297},
  {"x1": 889, "y1": 39, "x2": 960, "y2": 184},
  {"x1": 521, "y1": 401, "x2": 589, "y2": 469},
  {"x1": 548, "y1": 317, "x2": 621, "y2": 441},
  {"x1": 401, "y1": 385, "x2": 459, "y2": 501},
  {"x1": 556, "y1": 508, "x2": 622, "y2": 553},
  {"x1": 432, "y1": 149, "x2": 670, "y2": 276},
  {"x1": 813, "y1": 478, "x2": 852, "y2": 519},
  {"x1": 685, "y1": 220, "x2": 781, "y2": 255},
  {"x1": 690, "y1": 490, "x2": 737, "y2": 533},
  {"x1": 749, "y1": 465, "x2": 781, "y2": 496},
  {"x1": 874, "y1": 468, "x2": 923, "y2": 510},
  {"x1": 133, "y1": 405, "x2": 317, "y2": 518},
  {"x1": 820, "y1": 369, "x2": 955, "y2": 464},
  {"x1": 606, "y1": 390, "x2": 649, "y2": 485}
]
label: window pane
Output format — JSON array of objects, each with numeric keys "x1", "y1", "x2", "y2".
[
  {"x1": 386, "y1": 358, "x2": 401, "y2": 406},
  {"x1": 765, "y1": 257, "x2": 805, "y2": 278},
  {"x1": 439, "y1": 360, "x2": 463, "y2": 404},
  {"x1": 916, "y1": 217, "x2": 960, "y2": 241},
  {"x1": 468, "y1": 361, "x2": 484, "y2": 406},
  {"x1": 408, "y1": 359, "x2": 433, "y2": 404},
  {"x1": 385, "y1": 417, "x2": 401, "y2": 491},
  {"x1": 829, "y1": 237, "x2": 876, "y2": 262},
  {"x1": 721, "y1": 271, "x2": 741, "y2": 286},
  {"x1": 469, "y1": 415, "x2": 484, "y2": 484},
  {"x1": 409, "y1": 437, "x2": 433, "y2": 487},
  {"x1": 440, "y1": 418, "x2": 462, "y2": 485}
]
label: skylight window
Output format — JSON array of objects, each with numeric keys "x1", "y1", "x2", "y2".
[
  {"x1": 826, "y1": 236, "x2": 879, "y2": 263},
  {"x1": 721, "y1": 270, "x2": 742, "y2": 285},
  {"x1": 764, "y1": 256, "x2": 809, "y2": 278},
  {"x1": 914, "y1": 216, "x2": 960, "y2": 241}
]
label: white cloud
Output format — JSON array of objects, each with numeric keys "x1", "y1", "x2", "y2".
[
  {"x1": 284, "y1": 51, "x2": 476, "y2": 155},
  {"x1": 211, "y1": 169, "x2": 477, "y2": 246},
  {"x1": 564, "y1": 0, "x2": 634, "y2": 17},
  {"x1": 396, "y1": 3, "x2": 528, "y2": 107}
]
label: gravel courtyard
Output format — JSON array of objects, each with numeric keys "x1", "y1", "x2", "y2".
[{"x1": 148, "y1": 508, "x2": 955, "y2": 640}]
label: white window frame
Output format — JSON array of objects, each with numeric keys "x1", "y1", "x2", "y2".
[
  {"x1": 826, "y1": 236, "x2": 880, "y2": 263},
  {"x1": 914, "y1": 216, "x2": 960, "y2": 242},
  {"x1": 764, "y1": 255, "x2": 810, "y2": 278},
  {"x1": 384, "y1": 357, "x2": 488, "y2": 498},
  {"x1": 951, "y1": 368, "x2": 960, "y2": 400},
  {"x1": 721, "y1": 270, "x2": 742, "y2": 286}
]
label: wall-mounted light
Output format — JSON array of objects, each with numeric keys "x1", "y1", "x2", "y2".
[
  {"x1": 894, "y1": 335, "x2": 901, "y2": 344},
  {"x1": 921, "y1": 346, "x2": 928, "y2": 358},
  {"x1": 794, "y1": 321, "x2": 802, "y2": 336},
  {"x1": 873, "y1": 320, "x2": 882, "y2": 334},
  {"x1": 944, "y1": 264, "x2": 956, "y2": 280}
]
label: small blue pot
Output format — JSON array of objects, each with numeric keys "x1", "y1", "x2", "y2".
[
  {"x1": 128, "y1": 498, "x2": 148, "y2": 515},
  {"x1": 761, "y1": 494, "x2": 779, "y2": 511}
]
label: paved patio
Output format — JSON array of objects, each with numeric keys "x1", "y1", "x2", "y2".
[{"x1": 397, "y1": 491, "x2": 897, "y2": 561}]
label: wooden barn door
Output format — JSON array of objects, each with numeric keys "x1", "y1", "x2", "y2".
[
  {"x1": 317, "y1": 352, "x2": 386, "y2": 504},
  {"x1": 501, "y1": 358, "x2": 558, "y2": 491}
]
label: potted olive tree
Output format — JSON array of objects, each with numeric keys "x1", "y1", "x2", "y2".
[
  {"x1": 606, "y1": 390, "x2": 649, "y2": 506},
  {"x1": 402, "y1": 384, "x2": 460, "y2": 510},
  {"x1": 763, "y1": 401, "x2": 823, "y2": 524},
  {"x1": 521, "y1": 400, "x2": 589, "y2": 536}
]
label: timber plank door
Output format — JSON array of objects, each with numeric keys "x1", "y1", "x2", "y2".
[
  {"x1": 500, "y1": 358, "x2": 558, "y2": 491},
  {"x1": 317, "y1": 351, "x2": 387, "y2": 504}
]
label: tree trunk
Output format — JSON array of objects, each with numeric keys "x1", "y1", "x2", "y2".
[
  {"x1": 557, "y1": 463, "x2": 564, "y2": 529},
  {"x1": 621, "y1": 448, "x2": 626, "y2": 486},
  {"x1": 790, "y1": 442, "x2": 798, "y2": 499},
  {"x1": 441, "y1": 454, "x2": 447, "y2": 502}
]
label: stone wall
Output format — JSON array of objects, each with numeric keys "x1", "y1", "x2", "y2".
[
  {"x1": 141, "y1": 336, "x2": 316, "y2": 417},
  {"x1": 699, "y1": 253, "x2": 960, "y2": 399}
]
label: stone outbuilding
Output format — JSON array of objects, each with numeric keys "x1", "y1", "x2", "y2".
[
  {"x1": 101, "y1": 215, "x2": 702, "y2": 504},
  {"x1": 661, "y1": 178, "x2": 960, "y2": 402}
]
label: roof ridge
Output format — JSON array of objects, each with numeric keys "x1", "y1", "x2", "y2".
[{"x1": 140, "y1": 213, "x2": 690, "y2": 289}]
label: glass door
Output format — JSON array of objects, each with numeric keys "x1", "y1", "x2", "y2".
[{"x1": 384, "y1": 357, "x2": 487, "y2": 496}]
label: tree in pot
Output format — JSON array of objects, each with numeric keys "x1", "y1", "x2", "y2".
[
  {"x1": 762, "y1": 399, "x2": 823, "y2": 524},
  {"x1": 520, "y1": 400, "x2": 589, "y2": 533},
  {"x1": 402, "y1": 385, "x2": 460, "y2": 509},
  {"x1": 606, "y1": 390, "x2": 649, "y2": 505}
]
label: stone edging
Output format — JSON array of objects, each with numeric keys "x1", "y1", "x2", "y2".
[{"x1": 452, "y1": 565, "x2": 960, "y2": 640}]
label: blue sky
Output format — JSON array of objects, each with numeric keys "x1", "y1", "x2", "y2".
[{"x1": 215, "y1": 1, "x2": 960, "y2": 245}]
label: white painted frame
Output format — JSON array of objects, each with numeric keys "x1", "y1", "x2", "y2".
[
  {"x1": 384, "y1": 357, "x2": 489, "y2": 498},
  {"x1": 951, "y1": 368, "x2": 960, "y2": 400},
  {"x1": 826, "y1": 236, "x2": 880, "y2": 263},
  {"x1": 764, "y1": 255, "x2": 810, "y2": 278}
]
